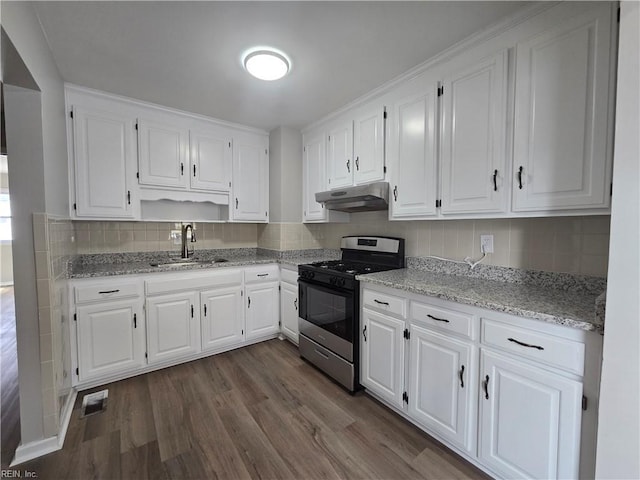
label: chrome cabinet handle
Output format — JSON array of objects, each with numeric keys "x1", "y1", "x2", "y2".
[
  {"x1": 518, "y1": 166, "x2": 524, "y2": 189},
  {"x1": 508, "y1": 337, "x2": 544, "y2": 350},
  {"x1": 483, "y1": 374, "x2": 490, "y2": 399},
  {"x1": 346, "y1": 159, "x2": 351, "y2": 172},
  {"x1": 393, "y1": 185, "x2": 398, "y2": 202},
  {"x1": 427, "y1": 314, "x2": 449, "y2": 323}
]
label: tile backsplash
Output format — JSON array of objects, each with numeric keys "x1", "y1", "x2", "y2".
[
  {"x1": 74, "y1": 221, "x2": 258, "y2": 254},
  {"x1": 260, "y1": 214, "x2": 611, "y2": 277}
]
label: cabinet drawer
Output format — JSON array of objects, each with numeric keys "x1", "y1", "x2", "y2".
[
  {"x1": 244, "y1": 265, "x2": 280, "y2": 283},
  {"x1": 280, "y1": 268, "x2": 298, "y2": 285},
  {"x1": 481, "y1": 318, "x2": 585, "y2": 376},
  {"x1": 75, "y1": 281, "x2": 141, "y2": 304},
  {"x1": 145, "y1": 269, "x2": 243, "y2": 295},
  {"x1": 362, "y1": 289, "x2": 406, "y2": 318},
  {"x1": 410, "y1": 300, "x2": 474, "y2": 339}
]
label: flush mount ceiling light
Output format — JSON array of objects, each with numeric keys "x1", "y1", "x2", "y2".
[{"x1": 242, "y1": 48, "x2": 290, "y2": 81}]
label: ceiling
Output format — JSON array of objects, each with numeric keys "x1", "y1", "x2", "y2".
[{"x1": 33, "y1": 1, "x2": 529, "y2": 131}]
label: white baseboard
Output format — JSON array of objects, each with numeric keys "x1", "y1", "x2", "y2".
[{"x1": 10, "y1": 389, "x2": 77, "y2": 466}]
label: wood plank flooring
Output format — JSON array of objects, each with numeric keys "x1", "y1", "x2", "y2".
[
  {"x1": 1, "y1": 286, "x2": 20, "y2": 469},
  {"x1": 21, "y1": 339, "x2": 489, "y2": 480}
]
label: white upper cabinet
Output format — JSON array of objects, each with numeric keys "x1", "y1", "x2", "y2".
[
  {"x1": 189, "y1": 128, "x2": 232, "y2": 192},
  {"x1": 138, "y1": 118, "x2": 189, "y2": 189},
  {"x1": 512, "y1": 5, "x2": 613, "y2": 212},
  {"x1": 303, "y1": 130, "x2": 328, "y2": 221},
  {"x1": 72, "y1": 106, "x2": 136, "y2": 218},
  {"x1": 353, "y1": 105, "x2": 386, "y2": 185},
  {"x1": 388, "y1": 80, "x2": 439, "y2": 219},
  {"x1": 327, "y1": 119, "x2": 354, "y2": 189},
  {"x1": 440, "y1": 50, "x2": 508, "y2": 215},
  {"x1": 231, "y1": 133, "x2": 269, "y2": 222}
]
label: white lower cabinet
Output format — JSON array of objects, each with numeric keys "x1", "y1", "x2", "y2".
[
  {"x1": 245, "y1": 281, "x2": 280, "y2": 340},
  {"x1": 200, "y1": 286, "x2": 244, "y2": 351},
  {"x1": 146, "y1": 291, "x2": 200, "y2": 364},
  {"x1": 478, "y1": 349, "x2": 583, "y2": 479},
  {"x1": 361, "y1": 308, "x2": 406, "y2": 408},
  {"x1": 408, "y1": 325, "x2": 475, "y2": 453},
  {"x1": 76, "y1": 298, "x2": 145, "y2": 382},
  {"x1": 280, "y1": 281, "x2": 299, "y2": 343}
]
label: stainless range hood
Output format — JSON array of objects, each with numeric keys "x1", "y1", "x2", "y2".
[{"x1": 315, "y1": 181, "x2": 389, "y2": 212}]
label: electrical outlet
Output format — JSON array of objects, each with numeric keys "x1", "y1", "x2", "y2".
[{"x1": 480, "y1": 235, "x2": 494, "y2": 254}]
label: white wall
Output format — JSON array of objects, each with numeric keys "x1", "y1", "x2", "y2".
[
  {"x1": 2, "y1": 2, "x2": 69, "y2": 447},
  {"x1": 595, "y1": 2, "x2": 640, "y2": 478}
]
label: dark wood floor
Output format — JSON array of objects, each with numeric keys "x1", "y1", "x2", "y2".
[
  {"x1": 21, "y1": 338, "x2": 488, "y2": 480},
  {"x1": 1, "y1": 286, "x2": 21, "y2": 469}
]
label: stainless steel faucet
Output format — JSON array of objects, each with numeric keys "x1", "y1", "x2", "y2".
[{"x1": 181, "y1": 224, "x2": 196, "y2": 259}]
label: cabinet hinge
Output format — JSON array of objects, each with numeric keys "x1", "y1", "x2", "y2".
[
  {"x1": 135, "y1": 123, "x2": 138, "y2": 131},
  {"x1": 265, "y1": 149, "x2": 268, "y2": 155},
  {"x1": 241, "y1": 290, "x2": 243, "y2": 296},
  {"x1": 617, "y1": 7, "x2": 620, "y2": 22},
  {"x1": 328, "y1": 135, "x2": 331, "y2": 141},
  {"x1": 582, "y1": 395, "x2": 588, "y2": 411},
  {"x1": 70, "y1": 110, "x2": 74, "y2": 119},
  {"x1": 278, "y1": 321, "x2": 281, "y2": 326},
  {"x1": 265, "y1": 211, "x2": 268, "y2": 217},
  {"x1": 73, "y1": 203, "x2": 77, "y2": 211},
  {"x1": 75, "y1": 367, "x2": 79, "y2": 376},
  {"x1": 383, "y1": 166, "x2": 387, "y2": 174},
  {"x1": 438, "y1": 86, "x2": 444, "y2": 96},
  {"x1": 228, "y1": 141, "x2": 231, "y2": 148},
  {"x1": 303, "y1": 146, "x2": 306, "y2": 152},
  {"x1": 403, "y1": 328, "x2": 410, "y2": 340},
  {"x1": 436, "y1": 199, "x2": 442, "y2": 208},
  {"x1": 136, "y1": 172, "x2": 140, "y2": 179},
  {"x1": 383, "y1": 110, "x2": 387, "y2": 119},
  {"x1": 73, "y1": 313, "x2": 77, "y2": 321},
  {"x1": 145, "y1": 352, "x2": 148, "y2": 359},
  {"x1": 610, "y1": 182, "x2": 613, "y2": 196},
  {"x1": 278, "y1": 285, "x2": 281, "y2": 291},
  {"x1": 402, "y1": 391, "x2": 408, "y2": 404}
]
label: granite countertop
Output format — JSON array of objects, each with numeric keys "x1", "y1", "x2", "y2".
[
  {"x1": 357, "y1": 267, "x2": 605, "y2": 333},
  {"x1": 68, "y1": 248, "x2": 340, "y2": 279}
]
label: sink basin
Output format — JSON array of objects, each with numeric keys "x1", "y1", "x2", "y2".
[{"x1": 149, "y1": 258, "x2": 229, "y2": 267}]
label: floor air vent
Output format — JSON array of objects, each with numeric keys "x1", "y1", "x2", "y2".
[{"x1": 81, "y1": 389, "x2": 108, "y2": 417}]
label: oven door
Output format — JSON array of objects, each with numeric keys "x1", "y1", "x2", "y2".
[{"x1": 298, "y1": 280, "x2": 354, "y2": 362}]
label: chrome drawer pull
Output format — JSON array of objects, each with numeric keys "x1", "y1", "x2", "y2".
[
  {"x1": 427, "y1": 314, "x2": 449, "y2": 323},
  {"x1": 508, "y1": 337, "x2": 544, "y2": 351},
  {"x1": 98, "y1": 289, "x2": 120, "y2": 294}
]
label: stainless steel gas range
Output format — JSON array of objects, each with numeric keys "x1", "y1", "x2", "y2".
[{"x1": 297, "y1": 236, "x2": 405, "y2": 392}]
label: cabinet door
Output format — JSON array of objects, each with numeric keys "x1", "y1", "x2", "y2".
[
  {"x1": 232, "y1": 136, "x2": 269, "y2": 221},
  {"x1": 441, "y1": 51, "x2": 508, "y2": 214},
  {"x1": 76, "y1": 299, "x2": 144, "y2": 382},
  {"x1": 138, "y1": 118, "x2": 189, "y2": 189},
  {"x1": 388, "y1": 86, "x2": 439, "y2": 218},
  {"x1": 72, "y1": 106, "x2": 135, "y2": 218},
  {"x1": 361, "y1": 308, "x2": 405, "y2": 408},
  {"x1": 280, "y1": 281, "x2": 299, "y2": 343},
  {"x1": 303, "y1": 131, "x2": 328, "y2": 222},
  {"x1": 327, "y1": 120, "x2": 354, "y2": 189},
  {"x1": 245, "y1": 282, "x2": 279, "y2": 340},
  {"x1": 408, "y1": 325, "x2": 475, "y2": 452},
  {"x1": 201, "y1": 286, "x2": 243, "y2": 351},
  {"x1": 479, "y1": 350, "x2": 582, "y2": 479},
  {"x1": 146, "y1": 291, "x2": 199, "y2": 364},
  {"x1": 353, "y1": 105, "x2": 385, "y2": 185},
  {"x1": 190, "y1": 128, "x2": 232, "y2": 192},
  {"x1": 512, "y1": 6, "x2": 613, "y2": 211}
]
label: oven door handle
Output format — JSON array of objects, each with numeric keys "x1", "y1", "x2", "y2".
[{"x1": 363, "y1": 325, "x2": 367, "y2": 342}]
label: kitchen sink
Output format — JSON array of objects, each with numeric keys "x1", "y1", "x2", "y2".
[{"x1": 149, "y1": 258, "x2": 229, "y2": 267}]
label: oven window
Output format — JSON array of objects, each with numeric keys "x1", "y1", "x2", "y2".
[{"x1": 305, "y1": 285, "x2": 353, "y2": 342}]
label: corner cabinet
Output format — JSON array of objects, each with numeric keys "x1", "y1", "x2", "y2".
[
  {"x1": 512, "y1": 4, "x2": 614, "y2": 212},
  {"x1": 70, "y1": 106, "x2": 137, "y2": 218},
  {"x1": 230, "y1": 133, "x2": 269, "y2": 222}
]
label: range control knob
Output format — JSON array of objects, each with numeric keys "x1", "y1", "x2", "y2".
[{"x1": 338, "y1": 278, "x2": 346, "y2": 287}]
